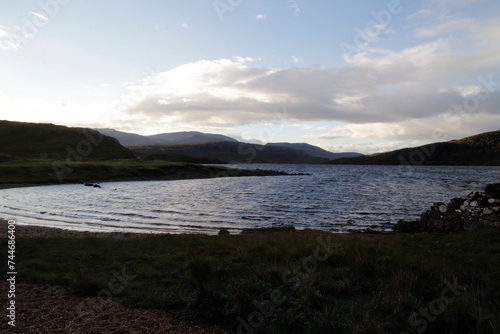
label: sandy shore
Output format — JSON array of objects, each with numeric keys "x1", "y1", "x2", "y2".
[{"x1": 0, "y1": 218, "x2": 155, "y2": 239}]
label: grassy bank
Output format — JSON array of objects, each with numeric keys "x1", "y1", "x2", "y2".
[
  {"x1": 2, "y1": 229, "x2": 499, "y2": 333},
  {"x1": 0, "y1": 160, "x2": 286, "y2": 185}
]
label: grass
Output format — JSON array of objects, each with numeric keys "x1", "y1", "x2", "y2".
[
  {"x1": 0, "y1": 159, "x2": 286, "y2": 185},
  {"x1": 1, "y1": 229, "x2": 499, "y2": 333}
]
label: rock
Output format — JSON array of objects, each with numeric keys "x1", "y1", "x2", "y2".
[
  {"x1": 218, "y1": 229, "x2": 230, "y2": 235},
  {"x1": 395, "y1": 184, "x2": 500, "y2": 233},
  {"x1": 485, "y1": 183, "x2": 500, "y2": 198},
  {"x1": 393, "y1": 220, "x2": 421, "y2": 233}
]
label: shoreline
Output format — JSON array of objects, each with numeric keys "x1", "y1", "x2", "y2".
[
  {"x1": 0, "y1": 218, "x2": 390, "y2": 239},
  {"x1": 0, "y1": 218, "x2": 151, "y2": 239},
  {"x1": 0, "y1": 167, "x2": 293, "y2": 191}
]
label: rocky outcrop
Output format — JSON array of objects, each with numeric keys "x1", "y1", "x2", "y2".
[{"x1": 394, "y1": 183, "x2": 500, "y2": 233}]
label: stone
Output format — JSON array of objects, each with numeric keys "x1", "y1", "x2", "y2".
[
  {"x1": 483, "y1": 208, "x2": 493, "y2": 215},
  {"x1": 439, "y1": 204, "x2": 447, "y2": 213}
]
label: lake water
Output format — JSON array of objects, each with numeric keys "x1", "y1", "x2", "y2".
[{"x1": 1, "y1": 164, "x2": 499, "y2": 234}]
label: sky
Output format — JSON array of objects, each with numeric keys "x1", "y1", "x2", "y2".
[{"x1": 0, "y1": 0, "x2": 499, "y2": 154}]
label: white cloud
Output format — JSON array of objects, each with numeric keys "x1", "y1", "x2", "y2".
[
  {"x1": 0, "y1": 89, "x2": 7, "y2": 104},
  {"x1": 181, "y1": 23, "x2": 189, "y2": 29},
  {"x1": 0, "y1": 94, "x2": 120, "y2": 128},
  {"x1": 291, "y1": 55, "x2": 300, "y2": 63},
  {"x1": 29, "y1": 11, "x2": 49, "y2": 22},
  {"x1": 288, "y1": 0, "x2": 301, "y2": 16},
  {"x1": 0, "y1": 25, "x2": 29, "y2": 51},
  {"x1": 256, "y1": 14, "x2": 267, "y2": 20},
  {"x1": 107, "y1": 12, "x2": 500, "y2": 147},
  {"x1": 407, "y1": 9, "x2": 436, "y2": 20},
  {"x1": 412, "y1": 17, "x2": 477, "y2": 37},
  {"x1": 427, "y1": 0, "x2": 487, "y2": 8},
  {"x1": 119, "y1": 50, "x2": 500, "y2": 129}
]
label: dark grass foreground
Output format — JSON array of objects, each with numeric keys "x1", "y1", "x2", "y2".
[{"x1": 1, "y1": 229, "x2": 500, "y2": 334}]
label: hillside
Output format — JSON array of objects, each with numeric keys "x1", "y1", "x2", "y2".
[
  {"x1": 328, "y1": 130, "x2": 500, "y2": 165},
  {"x1": 131, "y1": 141, "x2": 329, "y2": 164},
  {"x1": 0, "y1": 120, "x2": 134, "y2": 161},
  {"x1": 266, "y1": 142, "x2": 362, "y2": 160},
  {"x1": 96, "y1": 128, "x2": 238, "y2": 147}
]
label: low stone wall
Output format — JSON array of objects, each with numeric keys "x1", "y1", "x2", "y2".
[{"x1": 394, "y1": 183, "x2": 500, "y2": 233}]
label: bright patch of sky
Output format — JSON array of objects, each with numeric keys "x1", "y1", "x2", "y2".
[{"x1": 1, "y1": 0, "x2": 499, "y2": 154}]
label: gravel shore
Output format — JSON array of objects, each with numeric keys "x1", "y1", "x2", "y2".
[{"x1": 0, "y1": 219, "x2": 230, "y2": 334}]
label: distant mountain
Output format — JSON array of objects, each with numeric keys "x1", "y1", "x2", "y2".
[
  {"x1": 327, "y1": 130, "x2": 500, "y2": 166},
  {"x1": 266, "y1": 142, "x2": 362, "y2": 160},
  {"x1": 96, "y1": 128, "x2": 238, "y2": 147},
  {"x1": 0, "y1": 120, "x2": 134, "y2": 161},
  {"x1": 131, "y1": 142, "x2": 329, "y2": 164}
]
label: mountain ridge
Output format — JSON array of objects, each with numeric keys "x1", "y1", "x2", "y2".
[
  {"x1": 96, "y1": 128, "x2": 238, "y2": 147},
  {"x1": 327, "y1": 130, "x2": 500, "y2": 166},
  {"x1": 131, "y1": 141, "x2": 330, "y2": 164},
  {"x1": 266, "y1": 142, "x2": 362, "y2": 160}
]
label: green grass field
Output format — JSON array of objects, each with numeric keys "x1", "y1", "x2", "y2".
[
  {"x1": 2, "y1": 229, "x2": 499, "y2": 333},
  {"x1": 0, "y1": 160, "x2": 285, "y2": 185}
]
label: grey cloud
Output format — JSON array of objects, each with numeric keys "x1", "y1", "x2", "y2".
[{"x1": 124, "y1": 18, "x2": 499, "y2": 128}]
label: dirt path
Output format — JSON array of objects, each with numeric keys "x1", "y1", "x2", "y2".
[{"x1": 0, "y1": 282, "x2": 230, "y2": 334}]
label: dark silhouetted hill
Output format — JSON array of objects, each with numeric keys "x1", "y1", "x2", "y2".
[
  {"x1": 266, "y1": 142, "x2": 362, "y2": 160},
  {"x1": 0, "y1": 120, "x2": 134, "y2": 161},
  {"x1": 131, "y1": 142, "x2": 329, "y2": 164},
  {"x1": 327, "y1": 130, "x2": 500, "y2": 166}
]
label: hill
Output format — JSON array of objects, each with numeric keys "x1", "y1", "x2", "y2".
[
  {"x1": 131, "y1": 141, "x2": 329, "y2": 164},
  {"x1": 0, "y1": 120, "x2": 134, "y2": 161},
  {"x1": 266, "y1": 142, "x2": 362, "y2": 160},
  {"x1": 96, "y1": 128, "x2": 238, "y2": 147},
  {"x1": 327, "y1": 130, "x2": 500, "y2": 165}
]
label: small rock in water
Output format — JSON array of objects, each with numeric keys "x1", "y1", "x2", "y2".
[
  {"x1": 439, "y1": 204, "x2": 447, "y2": 213},
  {"x1": 218, "y1": 229, "x2": 230, "y2": 235}
]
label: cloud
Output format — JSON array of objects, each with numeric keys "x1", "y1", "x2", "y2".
[
  {"x1": 29, "y1": 11, "x2": 49, "y2": 22},
  {"x1": 288, "y1": 0, "x2": 301, "y2": 16},
  {"x1": 181, "y1": 23, "x2": 189, "y2": 29},
  {"x1": 427, "y1": 0, "x2": 487, "y2": 8},
  {"x1": 406, "y1": 9, "x2": 436, "y2": 20},
  {"x1": 256, "y1": 14, "x2": 267, "y2": 20},
  {"x1": 412, "y1": 17, "x2": 477, "y2": 37},
  {"x1": 0, "y1": 89, "x2": 7, "y2": 103},
  {"x1": 0, "y1": 25, "x2": 29, "y2": 50},
  {"x1": 291, "y1": 55, "x2": 300, "y2": 63},
  {"x1": 112, "y1": 12, "x2": 499, "y2": 146},
  {"x1": 120, "y1": 49, "x2": 499, "y2": 129},
  {"x1": 1, "y1": 95, "x2": 116, "y2": 127}
]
